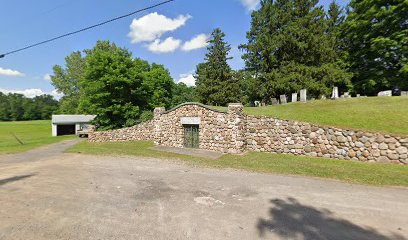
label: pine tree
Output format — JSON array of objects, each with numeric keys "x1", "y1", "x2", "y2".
[
  {"x1": 240, "y1": 0, "x2": 351, "y2": 101},
  {"x1": 195, "y1": 28, "x2": 241, "y2": 106},
  {"x1": 344, "y1": 0, "x2": 408, "y2": 95}
]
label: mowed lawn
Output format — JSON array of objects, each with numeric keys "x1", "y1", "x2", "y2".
[
  {"x1": 216, "y1": 97, "x2": 408, "y2": 136},
  {"x1": 67, "y1": 141, "x2": 408, "y2": 187},
  {"x1": 0, "y1": 120, "x2": 74, "y2": 154}
]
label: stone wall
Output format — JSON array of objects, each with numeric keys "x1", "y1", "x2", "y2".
[
  {"x1": 246, "y1": 116, "x2": 408, "y2": 164},
  {"x1": 88, "y1": 120, "x2": 153, "y2": 142},
  {"x1": 153, "y1": 103, "x2": 246, "y2": 154},
  {"x1": 88, "y1": 102, "x2": 407, "y2": 165}
]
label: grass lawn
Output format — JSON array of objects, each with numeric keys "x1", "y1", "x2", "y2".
[
  {"x1": 67, "y1": 141, "x2": 408, "y2": 187},
  {"x1": 214, "y1": 97, "x2": 408, "y2": 136},
  {"x1": 0, "y1": 120, "x2": 74, "y2": 154}
]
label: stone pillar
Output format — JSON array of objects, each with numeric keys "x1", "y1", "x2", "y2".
[
  {"x1": 300, "y1": 89, "x2": 307, "y2": 102},
  {"x1": 227, "y1": 103, "x2": 246, "y2": 154},
  {"x1": 331, "y1": 87, "x2": 339, "y2": 99},
  {"x1": 292, "y1": 93, "x2": 297, "y2": 103},
  {"x1": 271, "y1": 98, "x2": 279, "y2": 105},
  {"x1": 153, "y1": 107, "x2": 165, "y2": 145},
  {"x1": 280, "y1": 95, "x2": 287, "y2": 104}
]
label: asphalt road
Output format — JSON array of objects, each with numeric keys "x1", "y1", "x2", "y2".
[{"x1": 0, "y1": 140, "x2": 407, "y2": 240}]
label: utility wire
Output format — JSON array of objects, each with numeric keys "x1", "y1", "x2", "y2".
[{"x1": 0, "y1": 0, "x2": 175, "y2": 58}]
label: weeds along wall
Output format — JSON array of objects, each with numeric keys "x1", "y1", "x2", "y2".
[{"x1": 88, "y1": 103, "x2": 408, "y2": 165}]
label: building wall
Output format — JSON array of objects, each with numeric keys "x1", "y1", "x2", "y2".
[{"x1": 88, "y1": 103, "x2": 408, "y2": 165}]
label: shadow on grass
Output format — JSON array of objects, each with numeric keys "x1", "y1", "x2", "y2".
[
  {"x1": 0, "y1": 174, "x2": 36, "y2": 186},
  {"x1": 257, "y1": 197, "x2": 405, "y2": 240}
]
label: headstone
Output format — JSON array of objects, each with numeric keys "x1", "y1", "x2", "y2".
[
  {"x1": 321, "y1": 95, "x2": 326, "y2": 100},
  {"x1": 401, "y1": 91, "x2": 408, "y2": 97},
  {"x1": 377, "y1": 90, "x2": 392, "y2": 97},
  {"x1": 344, "y1": 92, "x2": 351, "y2": 98},
  {"x1": 254, "y1": 101, "x2": 261, "y2": 107},
  {"x1": 356, "y1": 94, "x2": 361, "y2": 97},
  {"x1": 300, "y1": 89, "x2": 307, "y2": 102},
  {"x1": 291, "y1": 93, "x2": 298, "y2": 102},
  {"x1": 340, "y1": 94, "x2": 344, "y2": 98},
  {"x1": 271, "y1": 98, "x2": 279, "y2": 105},
  {"x1": 331, "y1": 87, "x2": 339, "y2": 99},
  {"x1": 280, "y1": 95, "x2": 287, "y2": 104}
]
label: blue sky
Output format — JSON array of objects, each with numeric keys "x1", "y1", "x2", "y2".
[{"x1": 0, "y1": 0, "x2": 349, "y2": 98}]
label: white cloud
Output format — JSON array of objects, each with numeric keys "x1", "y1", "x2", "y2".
[
  {"x1": 240, "y1": 0, "x2": 260, "y2": 10},
  {"x1": 178, "y1": 73, "x2": 196, "y2": 86},
  {"x1": 43, "y1": 73, "x2": 51, "y2": 81},
  {"x1": 147, "y1": 37, "x2": 181, "y2": 53},
  {"x1": 0, "y1": 88, "x2": 64, "y2": 99},
  {"x1": 182, "y1": 34, "x2": 210, "y2": 51},
  {"x1": 0, "y1": 88, "x2": 45, "y2": 98},
  {"x1": 128, "y1": 12, "x2": 191, "y2": 43},
  {"x1": 0, "y1": 67, "x2": 25, "y2": 77},
  {"x1": 51, "y1": 89, "x2": 64, "y2": 100}
]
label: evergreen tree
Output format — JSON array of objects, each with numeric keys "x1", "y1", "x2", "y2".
[
  {"x1": 240, "y1": 0, "x2": 351, "y2": 101},
  {"x1": 344, "y1": 0, "x2": 408, "y2": 95},
  {"x1": 195, "y1": 28, "x2": 241, "y2": 106}
]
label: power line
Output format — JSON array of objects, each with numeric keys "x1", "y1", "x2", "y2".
[{"x1": 0, "y1": 0, "x2": 175, "y2": 59}]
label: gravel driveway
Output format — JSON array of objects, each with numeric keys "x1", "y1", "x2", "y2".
[{"x1": 0, "y1": 140, "x2": 407, "y2": 240}]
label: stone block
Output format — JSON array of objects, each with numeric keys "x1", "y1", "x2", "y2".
[
  {"x1": 291, "y1": 93, "x2": 298, "y2": 102},
  {"x1": 300, "y1": 89, "x2": 307, "y2": 102},
  {"x1": 377, "y1": 90, "x2": 392, "y2": 97},
  {"x1": 271, "y1": 98, "x2": 279, "y2": 105},
  {"x1": 280, "y1": 95, "x2": 287, "y2": 104},
  {"x1": 400, "y1": 91, "x2": 408, "y2": 97},
  {"x1": 331, "y1": 87, "x2": 339, "y2": 99}
]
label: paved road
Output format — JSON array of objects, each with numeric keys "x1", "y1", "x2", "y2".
[{"x1": 0, "y1": 140, "x2": 407, "y2": 240}]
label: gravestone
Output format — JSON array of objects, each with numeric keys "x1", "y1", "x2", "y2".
[
  {"x1": 331, "y1": 87, "x2": 339, "y2": 99},
  {"x1": 271, "y1": 98, "x2": 279, "y2": 105},
  {"x1": 357, "y1": 94, "x2": 361, "y2": 97},
  {"x1": 300, "y1": 89, "x2": 307, "y2": 102},
  {"x1": 344, "y1": 92, "x2": 351, "y2": 98},
  {"x1": 292, "y1": 93, "x2": 297, "y2": 102},
  {"x1": 254, "y1": 101, "x2": 261, "y2": 107},
  {"x1": 401, "y1": 91, "x2": 408, "y2": 97},
  {"x1": 377, "y1": 90, "x2": 392, "y2": 97},
  {"x1": 321, "y1": 95, "x2": 326, "y2": 100},
  {"x1": 280, "y1": 95, "x2": 287, "y2": 104}
]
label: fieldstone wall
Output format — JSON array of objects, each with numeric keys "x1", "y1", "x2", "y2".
[
  {"x1": 88, "y1": 120, "x2": 153, "y2": 142},
  {"x1": 153, "y1": 103, "x2": 246, "y2": 154},
  {"x1": 246, "y1": 116, "x2": 408, "y2": 165},
  {"x1": 88, "y1": 102, "x2": 407, "y2": 165}
]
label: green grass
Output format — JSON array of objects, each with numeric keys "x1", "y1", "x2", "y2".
[
  {"x1": 0, "y1": 120, "x2": 74, "y2": 154},
  {"x1": 214, "y1": 97, "x2": 408, "y2": 136},
  {"x1": 67, "y1": 141, "x2": 408, "y2": 187}
]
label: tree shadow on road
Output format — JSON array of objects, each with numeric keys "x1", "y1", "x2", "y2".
[
  {"x1": 0, "y1": 174, "x2": 35, "y2": 186},
  {"x1": 257, "y1": 197, "x2": 406, "y2": 240}
]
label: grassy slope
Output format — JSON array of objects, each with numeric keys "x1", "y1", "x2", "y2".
[
  {"x1": 67, "y1": 141, "x2": 408, "y2": 187},
  {"x1": 0, "y1": 120, "x2": 74, "y2": 154},
  {"x1": 215, "y1": 97, "x2": 408, "y2": 136}
]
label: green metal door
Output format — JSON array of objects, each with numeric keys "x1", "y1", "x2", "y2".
[{"x1": 183, "y1": 125, "x2": 199, "y2": 148}]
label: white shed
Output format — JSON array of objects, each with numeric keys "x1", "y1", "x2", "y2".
[{"x1": 51, "y1": 115, "x2": 96, "y2": 136}]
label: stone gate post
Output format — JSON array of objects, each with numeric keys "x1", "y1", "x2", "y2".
[
  {"x1": 227, "y1": 103, "x2": 246, "y2": 154},
  {"x1": 153, "y1": 107, "x2": 165, "y2": 145}
]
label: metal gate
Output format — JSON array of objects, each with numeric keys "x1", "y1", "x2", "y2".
[{"x1": 183, "y1": 125, "x2": 199, "y2": 148}]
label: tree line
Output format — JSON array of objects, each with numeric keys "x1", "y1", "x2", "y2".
[
  {"x1": 196, "y1": 0, "x2": 407, "y2": 105},
  {"x1": 0, "y1": 93, "x2": 58, "y2": 121},
  {"x1": 8, "y1": 0, "x2": 403, "y2": 128}
]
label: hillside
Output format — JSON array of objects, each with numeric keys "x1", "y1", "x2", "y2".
[
  {"x1": 0, "y1": 120, "x2": 73, "y2": 154},
  {"x1": 217, "y1": 97, "x2": 408, "y2": 136}
]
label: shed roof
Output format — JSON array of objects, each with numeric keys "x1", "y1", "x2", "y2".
[{"x1": 52, "y1": 115, "x2": 96, "y2": 124}]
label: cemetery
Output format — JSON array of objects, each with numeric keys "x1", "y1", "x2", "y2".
[{"x1": 89, "y1": 89, "x2": 408, "y2": 165}]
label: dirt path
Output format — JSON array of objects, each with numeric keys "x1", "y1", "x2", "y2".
[{"x1": 0, "y1": 147, "x2": 407, "y2": 239}]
